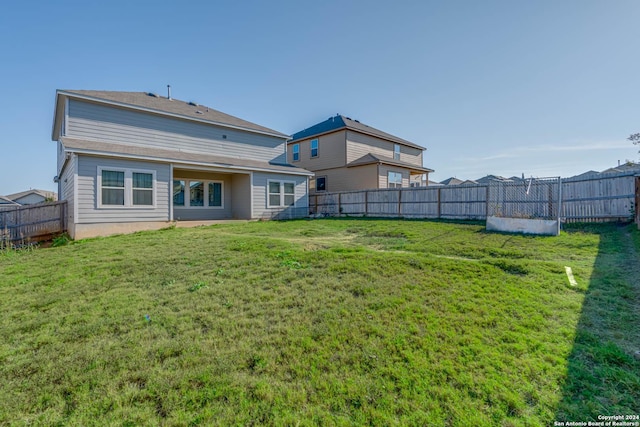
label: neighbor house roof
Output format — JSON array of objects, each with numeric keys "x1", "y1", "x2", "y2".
[
  {"x1": 0, "y1": 195, "x2": 21, "y2": 205},
  {"x1": 59, "y1": 137, "x2": 314, "y2": 177},
  {"x1": 346, "y1": 153, "x2": 433, "y2": 173},
  {"x1": 6, "y1": 189, "x2": 55, "y2": 201},
  {"x1": 289, "y1": 114, "x2": 426, "y2": 150},
  {"x1": 439, "y1": 177, "x2": 464, "y2": 185},
  {"x1": 53, "y1": 90, "x2": 290, "y2": 140}
]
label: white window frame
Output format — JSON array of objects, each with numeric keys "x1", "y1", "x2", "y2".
[
  {"x1": 97, "y1": 166, "x2": 157, "y2": 209},
  {"x1": 292, "y1": 143, "x2": 300, "y2": 162},
  {"x1": 172, "y1": 179, "x2": 224, "y2": 209},
  {"x1": 310, "y1": 139, "x2": 319, "y2": 158},
  {"x1": 267, "y1": 180, "x2": 297, "y2": 208},
  {"x1": 387, "y1": 171, "x2": 403, "y2": 189},
  {"x1": 394, "y1": 144, "x2": 401, "y2": 160}
]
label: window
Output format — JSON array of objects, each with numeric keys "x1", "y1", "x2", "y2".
[
  {"x1": 190, "y1": 181, "x2": 204, "y2": 207},
  {"x1": 310, "y1": 139, "x2": 318, "y2": 158},
  {"x1": 208, "y1": 182, "x2": 222, "y2": 207},
  {"x1": 268, "y1": 180, "x2": 296, "y2": 207},
  {"x1": 173, "y1": 180, "x2": 185, "y2": 206},
  {"x1": 173, "y1": 179, "x2": 224, "y2": 208},
  {"x1": 292, "y1": 144, "x2": 300, "y2": 162},
  {"x1": 394, "y1": 144, "x2": 401, "y2": 160},
  {"x1": 388, "y1": 171, "x2": 403, "y2": 188},
  {"x1": 132, "y1": 172, "x2": 153, "y2": 206},
  {"x1": 101, "y1": 170, "x2": 125, "y2": 206},
  {"x1": 98, "y1": 167, "x2": 156, "y2": 208},
  {"x1": 316, "y1": 176, "x2": 326, "y2": 192}
]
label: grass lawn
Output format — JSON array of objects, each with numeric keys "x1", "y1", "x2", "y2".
[{"x1": 0, "y1": 219, "x2": 638, "y2": 426}]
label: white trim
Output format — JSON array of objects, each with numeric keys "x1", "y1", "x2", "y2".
[
  {"x1": 57, "y1": 90, "x2": 290, "y2": 140},
  {"x1": 97, "y1": 166, "x2": 157, "y2": 209},
  {"x1": 66, "y1": 147, "x2": 314, "y2": 176},
  {"x1": 267, "y1": 179, "x2": 297, "y2": 208}
]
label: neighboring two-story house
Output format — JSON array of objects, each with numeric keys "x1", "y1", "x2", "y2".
[
  {"x1": 52, "y1": 90, "x2": 313, "y2": 239},
  {"x1": 287, "y1": 115, "x2": 433, "y2": 194}
]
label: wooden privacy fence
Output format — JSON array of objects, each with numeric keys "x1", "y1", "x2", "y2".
[
  {"x1": 0, "y1": 201, "x2": 67, "y2": 243},
  {"x1": 310, "y1": 171, "x2": 638, "y2": 223}
]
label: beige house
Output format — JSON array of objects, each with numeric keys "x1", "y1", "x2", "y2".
[{"x1": 288, "y1": 115, "x2": 433, "y2": 194}]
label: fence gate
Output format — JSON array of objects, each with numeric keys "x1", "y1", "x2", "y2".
[{"x1": 486, "y1": 177, "x2": 561, "y2": 235}]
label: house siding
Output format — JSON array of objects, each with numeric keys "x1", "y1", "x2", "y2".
[
  {"x1": 289, "y1": 130, "x2": 347, "y2": 170},
  {"x1": 60, "y1": 153, "x2": 76, "y2": 230},
  {"x1": 67, "y1": 99, "x2": 287, "y2": 164},
  {"x1": 252, "y1": 172, "x2": 308, "y2": 219},
  {"x1": 378, "y1": 164, "x2": 409, "y2": 188},
  {"x1": 346, "y1": 130, "x2": 423, "y2": 166},
  {"x1": 76, "y1": 156, "x2": 171, "y2": 223},
  {"x1": 310, "y1": 165, "x2": 378, "y2": 194}
]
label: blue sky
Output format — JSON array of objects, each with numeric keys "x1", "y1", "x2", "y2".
[{"x1": 1, "y1": 0, "x2": 638, "y2": 195}]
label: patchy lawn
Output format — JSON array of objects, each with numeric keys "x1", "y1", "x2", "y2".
[{"x1": 0, "y1": 219, "x2": 638, "y2": 426}]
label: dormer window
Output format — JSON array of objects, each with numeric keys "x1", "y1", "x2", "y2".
[
  {"x1": 310, "y1": 139, "x2": 318, "y2": 158},
  {"x1": 394, "y1": 144, "x2": 400, "y2": 160}
]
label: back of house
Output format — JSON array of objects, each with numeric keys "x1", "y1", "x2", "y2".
[{"x1": 52, "y1": 90, "x2": 312, "y2": 239}]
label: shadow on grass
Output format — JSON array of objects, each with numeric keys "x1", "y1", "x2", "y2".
[{"x1": 555, "y1": 223, "x2": 640, "y2": 422}]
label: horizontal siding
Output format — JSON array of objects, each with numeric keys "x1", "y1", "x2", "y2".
[
  {"x1": 67, "y1": 100, "x2": 287, "y2": 164},
  {"x1": 378, "y1": 164, "x2": 410, "y2": 188},
  {"x1": 346, "y1": 130, "x2": 423, "y2": 166},
  {"x1": 310, "y1": 164, "x2": 378, "y2": 194},
  {"x1": 289, "y1": 130, "x2": 346, "y2": 171},
  {"x1": 76, "y1": 156, "x2": 170, "y2": 223},
  {"x1": 252, "y1": 172, "x2": 308, "y2": 219},
  {"x1": 60, "y1": 154, "x2": 76, "y2": 228}
]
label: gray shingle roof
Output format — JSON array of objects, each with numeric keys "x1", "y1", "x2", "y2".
[
  {"x1": 289, "y1": 114, "x2": 426, "y2": 150},
  {"x1": 60, "y1": 137, "x2": 313, "y2": 176},
  {"x1": 0, "y1": 195, "x2": 20, "y2": 205},
  {"x1": 58, "y1": 90, "x2": 289, "y2": 138},
  {"x1": 5, "y1": 189, "x2": 56, "y2": 201},
  {"x1": 347, "y1": 153, "x2": 433, "y2": 173}
]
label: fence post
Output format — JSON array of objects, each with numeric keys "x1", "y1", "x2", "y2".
[
  {"x1": 365, "y1": 191, "x2": 368, "y2": 216},
  {"x1": 398, "y1": 189, "x2": 402, "y2": 217},
  {"x1": 338, "y1": 192, "x2": 342, "y2": 216},
  {"x1": 437, "y1": 187, "x2": 441, "y2": 219}
]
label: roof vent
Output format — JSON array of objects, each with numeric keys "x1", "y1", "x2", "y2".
[
  {"x1": 188, "y1": 101, "x2": 198, "y2": 106},
  {"x1": 195, "y1": 110, "x2": 204, "y2": 114},
  {"x1": 354, "y1": 119, "x2": 360, "y2": 123},
  {"x1": 147, "y1": 92, "x2": 159, "y2": 98}
]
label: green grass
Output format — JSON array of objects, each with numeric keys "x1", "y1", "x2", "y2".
[{"x1": 0, "y1": 219, "x2": 638, "y2": 426}]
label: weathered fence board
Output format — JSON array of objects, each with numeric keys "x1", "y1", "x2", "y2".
[
  {"x1": 309, "y1": 171, "x2": 638, "y2": 223},
  {"x1": 0, "y1": 201, "x2": 67, "y2": 243}
]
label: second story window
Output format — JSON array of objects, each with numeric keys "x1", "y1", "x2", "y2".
[
  {"x1": 292, "y1": 144, "x2": 300, "y2": 162},
  {"x1": 310, "y1": 139, "x2": 319, "y2": 158},
  {"x1": 394, "y1": 144, "x2": 401, "y2": 160}
]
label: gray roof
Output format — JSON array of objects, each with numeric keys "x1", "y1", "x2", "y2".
[
  {"x1": 289, "y1": 114, "x2": 426, "y2": 150},
  {"x1": 56, "y1": 90, "x2": 289, "y2": 139},
  {"x1": 347, "y1": 153, "x2": 433, "y2": 173},
  {"x1": 60, "y1": 137, "x2": 313, "y2": 176},
  {"x1": 5, "y1": 189, "x2": 55, "y2": 201},
  {"x1": 0, "y1": 195, "x2": 21, "y2": 205},
  {"x1": 439, "y1": 177, "x2": 464, "y2": 185}
]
